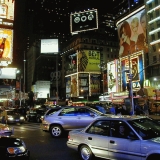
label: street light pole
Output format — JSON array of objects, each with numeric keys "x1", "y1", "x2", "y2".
[
  {"x1": 23, "y1": 51, "x2": 26, "y2": 105},
  {"x1": 128, "y1": 52, "x2": 134, "y2": 115}
]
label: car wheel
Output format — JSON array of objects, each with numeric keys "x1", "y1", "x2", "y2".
[
  {"x1": 50, "y1": 125, "x2": 63, "y2": 138},
  {"x1": 80, "y1": 145, "x2": 94, "y2": 160},
  {"x1": 147, "y1": 154, "x2": 160, "y2": 160}
]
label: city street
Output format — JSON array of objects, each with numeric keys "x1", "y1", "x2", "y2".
[{"x1": 11, "y1": 122, "x2": 103, "y2": 160}]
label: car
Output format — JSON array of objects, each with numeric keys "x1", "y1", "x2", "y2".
[
  {"x1": 41, "y1": 106, "x2": 107, "y2": 138},
  {"x1": 67, "y1": 115, "x2": 160, "y2": 160},
  {"x1": 0, "y1": 123, "x2": 14, "y2": 137},
  {"x1": 0, "y1": 110, "x2": 25, "y2": 124},
  {"x1": 26, "y1": 108, "x2": 46, "y2": 123},
  {"x1": 0, "y1": 136, "x2": 30, "y2": 159}
]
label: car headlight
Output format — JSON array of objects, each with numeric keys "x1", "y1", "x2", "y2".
[
  {"x1": 7, "y1": 116, "x2": 13, "y2": 120},
  {"x1": 20, "y1": 116, "x2": 24, "y2": 120},
  {"x1": 3, "y1": 126, "x2": 10, "y2": 131},
  {"x1": 7, "y1": 146, "x2": 26, "y2": 154}
]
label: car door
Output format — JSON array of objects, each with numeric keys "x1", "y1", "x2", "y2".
[
  {"x1": 108, "y1": 120, "x2": 141, "y2": 160},
  {"x1": 57, "y1": 107, "x2": 82, "y2": 130},
  {"x1": 85, "y1": 120, "x2": 110, "y2": 159},
  {"x1": 76, "y1": 108, "x2": 99, "y2": 128}
]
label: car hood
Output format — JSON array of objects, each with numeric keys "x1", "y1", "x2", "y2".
[{"x1": 0, "y1": 137, "x2": 23, "y2": 147}]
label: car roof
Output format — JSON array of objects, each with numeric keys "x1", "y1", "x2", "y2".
[{"x1": 95, "y1": 115, "x2": 149, "y2": 121}]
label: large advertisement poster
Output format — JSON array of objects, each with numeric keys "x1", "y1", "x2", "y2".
[
  {"x1": 71, "y1": 75, "x2": 78, "y2": 97},
  {"x1": 70, "y1": 9, "x2": 98, "y2": 34},
  {"x1": 0, "y1": 28, "x2": 13, "y2": 64},
  {"x1": 77, "y1": 50, "x2": 100, "y2": 72},
  {"x1": 0, "y1": 0, "x2": 15, "y2": 20},
  {"x1": 117, "y1": 9, "x2": 148, "y2": 58},
  {"x1": 121, "y1": 51, "x2": 144, "y2": 91},
  {"x1": 0, "y1": 68, "x2": 16, "y2": 79},
  {"x1": 41, "y1": 39, "x2": 58, "y2": 53},
  {"x1": 79, "y1": 73, "x2": 89, "y2": 96},
  {"x1": 107, "y1": 60, "x2": 118, "y2": 93},
  {"x1": 90, "y1": 74, "x2": 100, "y2": 96},
  {"x1": 66, "y1": 76, "x2": 71, "y2": 99}
]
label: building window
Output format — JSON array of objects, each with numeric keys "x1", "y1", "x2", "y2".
[
  {"x1": 90, "y1": 46, "x2": 93, "y2": 49},
  {"x1": 92, "y1": 39, "x2": 96, "y2": 44},
  {"x1": 155, "y1": 0, "x2": 158, "y2": 5},
  {"x1": 107, "y1": 48, "x2": 109, "y2": 51},
  {"x1": 157, "y1": 21, "x2": 160, "y2": 28},
  {"x1": 150, "y1": 23, "x2": 154, "y2": 31},
  {"x1": 153, "y1": 55, "x2": 157, "y2": 62},
  {"x1": 156, "y1": 10, "x2": 160, "y2": 17},
  {"x1": 151, "y1": 34, "x2": 155, "y2": 41},
  {"x1": 149, "y1": 12, "x2": 153, "y2": 20},
  {"x1": 148, "y1": 3, "x2": 152, "y2": 9},
  {"x1": 158, "y1": 32, "x2": 160, "y2": 39},
  {"x1": 107, "y1": 54, "x2": 109, "y2": 58},
  {"x1": 84, "y1": 45, "x2": 87, "y2": 48}
]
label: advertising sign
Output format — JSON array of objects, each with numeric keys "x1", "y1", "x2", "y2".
[
  {"x1": 71, "y1": 74, "x2": 78, "y2": 97},
  {"x1": 90, "y1": 74, "x2": 100, "y2": 96},
  {"x1": 79, "y1": 73, "x2": 89, "y2": 96},
  {"x1": 77, "y1": 50, "x2": 100, "y2": 72},
  {"x1": 41, "y1": 39, "x2": 58, "y2": 53},
  {"x1": 120, "y1": 51, "x2": 144, "y2": 91},
  {"x1": 117, "y1": 8, "x2": 148, "y2": 58},
  {"x1": 107, "y1": 60, "x2": 119, "y2": 93},
  {"x1": 70, "y1": 9, "x2": 98, "y2": 34},
  {"x1": 0, "y1": 0, "x2": 15, "y2": 28},
  {"x1": 0, "y1": 68, "x2": 16, "y2": 79},
  {"x1": 66, "y1": 76, "x2": 71, "y2": 98},
  {"x1": 0, "y1": 28, "x2": 13, "y2": 64}
]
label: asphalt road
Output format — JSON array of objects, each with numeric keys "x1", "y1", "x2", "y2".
[{"x1": 12, "y1": 122, "x2": 83, "y2": 160}]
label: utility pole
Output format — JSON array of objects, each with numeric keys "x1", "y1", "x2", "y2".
[{"x1": 128, "y1": 52, "x2": 134, "y2": 115}]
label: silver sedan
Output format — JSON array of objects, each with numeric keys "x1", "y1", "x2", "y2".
[{"x1": 67, "y1": 116, "x2": 160, "y2": 160}]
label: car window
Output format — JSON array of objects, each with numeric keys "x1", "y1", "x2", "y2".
[
  {"x1": 110, "y1": 120, "x2": 136, "y2": 139},
  {"x1": 59, "y1": 108, "x2": 76, "y2": 116},
  {"x1": 128, "y1": 118, "x2": 160, "y2": 140},
  {"x1": 87, "y1": 120, "x2": 110, "y2": 136}
]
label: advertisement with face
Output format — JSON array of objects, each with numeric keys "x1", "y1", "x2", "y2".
[
  {"x1": 107, "y1": 60, "x2": 118, "y2": 93},
  {"x1": 79, "y1": 73, "x2": 89, "y2": 96},
  {"x1": 117, "y1": 9, "x2": 148, "y2": 58},
  {"x1": 121, "y1": 51, "x2": 144, "y2": 91},
  {"x1": 77, "y1": 50, "x2": 100, "y2": 72},
  {"x1": 0, "y1": 28, "x2": 13, "y2": 64},
  {"x1": 90, "y1": 74, "x2": 100, "y2": 96}
]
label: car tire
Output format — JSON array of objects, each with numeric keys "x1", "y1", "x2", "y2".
[
  {"x1": 80, "y1": 145, "x2": 94, "y2": 160},
  {"x1": 50, "y1": 125, "x2": 63, "y2": 138},
  {"x1": 147, "y1": 154, "x2": 160, "y2": 160}
]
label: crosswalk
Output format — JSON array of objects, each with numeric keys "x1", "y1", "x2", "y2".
[{"x1": 10, "y1": 123, "x2": 42, "y2": 132}]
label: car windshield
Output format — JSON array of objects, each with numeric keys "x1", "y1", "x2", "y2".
[{"x1": 128, "y1": 118, "x2": 160, "y2": 140}]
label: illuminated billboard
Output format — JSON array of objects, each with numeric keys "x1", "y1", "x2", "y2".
[
  {"x1": 66, "y1": 76, "x2": 71, "y2": 99},
  {"x1": 0, "y1": 68, "x2": 17, "y2": 79},
  {"x1": 0, "y1": 0, "x2": 15, "y2": 28},
  {"x1": 117, "y1": 7, "x2": 148, "y2": 58},
  {"x1": 77, "y1": 50, "x2": 100, "y2": 72},
  {"x1": 71, "y1": 74, "x2": 78, "y2": 97},
  {"x1": 0, "y1": 28, "x2": 13, "y2": 65},
  {"x1": 79, "y1": 73, "x2": 89, "y2": 96},
  {"x1": 107, "y1": 60, "x2": 119, "y2": 93},
  {"x1": 90, "y1": 74, "x2": 100, "y2": 96},
  {"x1": 120, "y1": 51, "x2": 145, "y2": 91},
  {"x1": 41, "y1": 39, "x2": 58, "y2": 54},
  {"x1": 70, "y1": 9, "x2": 98, "y2": 34}
]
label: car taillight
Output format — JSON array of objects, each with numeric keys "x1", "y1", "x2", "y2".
[{"x1": 68, "y1": 135, "x2": 70, "y2": 139}]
